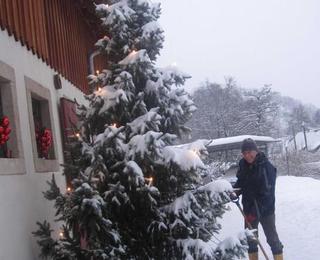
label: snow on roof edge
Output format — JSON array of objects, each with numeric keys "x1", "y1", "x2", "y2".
[{"x1": 207, "y1": 135, "x2": 280, "y2": 147}]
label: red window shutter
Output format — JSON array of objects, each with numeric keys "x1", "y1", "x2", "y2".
[
  {"x1": 60, "y1": 97, "x2": 78, "y2": 144},
  {"x1": 59, "y1": 97, "x2": 80, "y2": 186},
  {"x1": 59, "y1": 97, "x2": 80, "y2": 165}
]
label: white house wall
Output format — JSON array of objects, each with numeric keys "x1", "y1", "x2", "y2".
[{"x1": 0, "y1": 29, "x2": 87, "y2": 260}]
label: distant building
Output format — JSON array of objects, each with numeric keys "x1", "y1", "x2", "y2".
[
  {"x1": 206, "y1": 135, "x2": 280, "y2": 177},
  {"x1": 286, "y1": 128, "x2": 320, "y2": 152},
  {"x1": 207, "y1": 135, "x2": 279, "y2": 156}
]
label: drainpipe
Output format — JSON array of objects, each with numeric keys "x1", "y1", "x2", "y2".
[{"x1": 89, "y1": 50, "x2": 100, "y2": 75}]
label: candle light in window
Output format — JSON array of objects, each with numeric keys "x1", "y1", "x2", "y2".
[
  {"x1": 67, "y1": 187, "x2": 72, "y2": 192},
  {"x1": 96, "y1": 70, "x2": 100, "y2": 75},
  {"x1": 59, "y1": 231, "x2": 64, "y2": 238},
  {"x1": 98, "y1": 87, "x2": 102, "y2": 92}
]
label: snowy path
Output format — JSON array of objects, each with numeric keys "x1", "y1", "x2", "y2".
[{"x1": 219, "y1": 176, "x2": 320, "y2": 260}]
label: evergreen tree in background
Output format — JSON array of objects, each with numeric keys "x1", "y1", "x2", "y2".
[{"x1": 33, "y1": 1, "x2": 251, "y2": 259}]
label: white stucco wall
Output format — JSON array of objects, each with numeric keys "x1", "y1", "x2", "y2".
[{"x1": 0, "y1": 29, "x2": 86, "y2": 260}]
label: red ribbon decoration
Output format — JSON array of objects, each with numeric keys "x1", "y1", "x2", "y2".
[
  {"x1": 0, "y1": 116, "x2": 11, "y2": 146},
  {"x1": 36, "y1": 127, "x2": 53, "y2": 158}
]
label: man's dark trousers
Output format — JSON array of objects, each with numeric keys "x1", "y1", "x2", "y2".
[{"x1": 246, "y1": 213, "x2": 283, "y2": 255}]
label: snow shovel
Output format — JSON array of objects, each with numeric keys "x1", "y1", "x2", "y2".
[{"x1": 231, "y1": 196, "x2": 270, "y2": 260}]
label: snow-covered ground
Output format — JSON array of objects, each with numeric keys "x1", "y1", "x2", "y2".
[{"x1": 219, "y1": 176, "x2": 320, "y2": 260}]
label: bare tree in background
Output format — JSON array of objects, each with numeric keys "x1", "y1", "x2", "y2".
[
  {"x1": 187, "y1": 78, "x2": 244, "y2": 141},
  {"x1": 186, "y1": 80, "x2": 320, "y2": 143},
  {"x1": 288, "y1": 104, "x2": 311, "y2": 135},
  {"x1": 242, "y1": 85, "x2": 279, "y2": 136},
  {"x1": 187, "y1": 81, "x2": 279, "y2": 141}
]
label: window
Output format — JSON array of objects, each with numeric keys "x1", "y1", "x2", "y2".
[
  {"x1": 0, "y1": 79, "x2": 16, "y2": 159},
  {"x1": 0, "y1": 60, "x2": 25, "y2": 175},
  {"x1": 31, "y1": 97, "x2": 55, "y2": 159},
  {"x1": 25, "y1": 76, "x2": 59, "y2": 172},
  {"x1": 0, "y1": 89, "x2": 8, "y2": 158}
]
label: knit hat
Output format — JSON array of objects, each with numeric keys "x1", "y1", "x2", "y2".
[{"x1": 241, "y1": 138, "x2": 258, "y2": 152}]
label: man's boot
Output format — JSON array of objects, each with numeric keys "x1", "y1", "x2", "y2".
[
  {"x1": 273, "y1": 254, "x2": 283, "y2": 260},
  {"x1": 249, "y1": 252, "x2": 258, "y2": 260}
]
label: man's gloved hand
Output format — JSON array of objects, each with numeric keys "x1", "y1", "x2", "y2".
[
  {"x1": 245, "y1": 214, "x2": 256, "y2": 223},
  {"x1": 229, "y1": 192, "x2": 239, "y2": 202}
]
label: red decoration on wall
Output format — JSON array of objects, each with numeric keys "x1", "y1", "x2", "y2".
[
  {"x1": 0, "y1": 116, "x2": 11, "y2": 146},
  {"x1": 36, "y1": 127, "x2": 53, "y2": 159}
]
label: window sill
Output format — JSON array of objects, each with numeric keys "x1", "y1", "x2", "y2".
[
  {"x1": 0, "y1": 158, "x2": 26, "y2": 175},
  {"x1": 34, "y1": 158, "x2": 59, "y2": 173}
]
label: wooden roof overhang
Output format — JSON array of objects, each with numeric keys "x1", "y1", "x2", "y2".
[{"x1": 0, "y1": 0, "x2": 107, "y2": 93}]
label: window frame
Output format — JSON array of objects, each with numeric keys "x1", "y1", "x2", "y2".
[
  {"x1": 25, "y1": 76, "x2": 59, "y2": 173},
  {"x1": 0, "y1": 61, "x2": 25, "y2": 175}
]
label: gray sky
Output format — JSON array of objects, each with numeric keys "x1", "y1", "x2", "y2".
[{"x1": 157, "y1": 0, "x2": 320, "y2": 107}]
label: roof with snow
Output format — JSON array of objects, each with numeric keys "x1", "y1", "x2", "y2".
[
  {"x1": 286, "y1": 128, "x2": 320, "y2": 152},
  {"x1": 207, "y1": 135, "x2": 280, "y2": 152}
]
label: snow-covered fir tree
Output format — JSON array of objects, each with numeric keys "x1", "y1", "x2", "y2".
[{"x1": 33, "y1": 1, "x2": 251, "y2": 259}]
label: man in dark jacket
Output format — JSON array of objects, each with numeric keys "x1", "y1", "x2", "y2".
[{"x1": 233, "y1": 138, "x2": 283, "y2": 260}]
